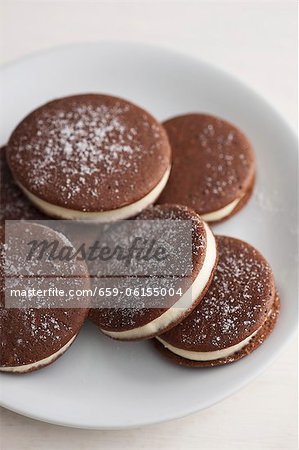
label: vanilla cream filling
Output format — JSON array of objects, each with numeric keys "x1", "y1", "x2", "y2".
[
  {"x1": 18, "y1": 166, "x2": 171, "y2": 221},
  {"x1": 0, "y1": 334, "x2": 77, "y2": 373},
  {"x1": 156, "y1": 320, "x2": 266, "y2": 362},
  {"x1": 101, "y1": 222, "x2": 217, "y2": 340},
  {"x1": 201, "y1": 196, "x2": 242, "y2": 222}
]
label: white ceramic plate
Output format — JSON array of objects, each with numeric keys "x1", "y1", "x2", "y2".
[{"x1": 0, "y1": 42, "x2": 297, "y2": 429}]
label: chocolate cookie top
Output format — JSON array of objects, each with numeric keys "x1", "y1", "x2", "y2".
[
  {"x1": 7, "y1": 94, "x2": 171, "y2": 212},
  {"x1": 89, "y1": 204, "x2": 211, "y2": 332},
  {"x1": 0, "y1": 147, "x2": 46, "y2": 222},
  {"x1": 0, "y1": 223, "x2": 90, "y2": 368},
  {"x1": 158, "y1": 114, "x2": 255, "y2": 214},
  {"x1": 159, "y1": 235, "x2": 275, "y2": 351},
  {"x1": 136, "y1": 204, "x2": 208, "y2": 282}
]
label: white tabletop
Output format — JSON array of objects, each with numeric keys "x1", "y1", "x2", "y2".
[{"x1": 0, "y1": 1, "x2": 297, "y2": 449}]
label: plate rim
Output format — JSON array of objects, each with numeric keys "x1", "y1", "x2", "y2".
[{"x1": 1, "y1": 331, "x2": 297, "y2": 430}]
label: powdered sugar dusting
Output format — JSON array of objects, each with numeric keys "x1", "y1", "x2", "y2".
[
  {"x1": 90, "y1": 205, "x2": 207, "y2": 331},
  {"x1": 8, "y1": 96, "x2": 168, "y2": 211},
  {"x1": 166, "y1": 236, "x2": 274, "y2": 350},
  {"x1": 137, "y1": 204, "x2": 206, "y2": 266},
  {"x1": 0, "y1": 223, "x2": 88, "y2": 368},
  {"x1": 160, "y1": 114, "x2": 254, "y2": 211},
  {"x1": 194, "y1": 122, "x2": 250, "y2": 198}
]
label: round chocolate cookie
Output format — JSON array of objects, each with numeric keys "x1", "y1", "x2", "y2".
[
  {"x1": 157, "y1": 114, "x2": 255, "y2": 222},
  {"x1": 89, "y1": 204, "x2": 218, "y2": 340},
  {"x1": 0, "y1": 223, "x2": 90, "y2": 373},
  {"x1": 155, "y1": 235, "x2": 279, "y2": 367},
  {"x1": 7, "y1": 94, "x2": 171, "y2": 221},
  {"x1": 0, "y1": 147, "x2": 46, "y2": 222}
]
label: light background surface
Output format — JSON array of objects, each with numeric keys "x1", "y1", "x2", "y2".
[{"x1": 0, "y1": 1, "x2": 297, "y2": 449}]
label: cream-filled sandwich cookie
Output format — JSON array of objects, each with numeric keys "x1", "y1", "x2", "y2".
[
  {"x1": 89, "y1": 204, "x2": 218, "y2": 341},
  {"x1": 0, "y1": 223, "x2": 90, "y2": 373},
  {"x1": 7, "y1": 94, "x2": 171, "y2": 221},
  {"x1": 157, "y1": 114, "x2": 255, "y2": 222},
  {"x1": 155, "y1": 235, "x2": 279, "y2": 367}
]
